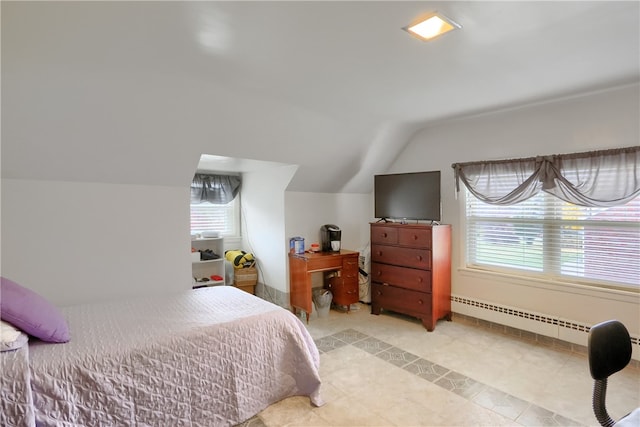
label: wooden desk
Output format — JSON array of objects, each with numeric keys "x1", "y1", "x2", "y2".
[{"x1": 289, "y1": 250, "x2": 359, "y2": 321}]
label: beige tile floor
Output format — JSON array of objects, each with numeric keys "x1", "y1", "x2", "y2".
[{"x1": 241, "y1": 304, "x2": 639, "y2": 427}]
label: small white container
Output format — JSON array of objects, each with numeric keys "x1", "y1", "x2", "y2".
[{"x1": 191, "y1": 252, "x2": 201, "y2": 262}]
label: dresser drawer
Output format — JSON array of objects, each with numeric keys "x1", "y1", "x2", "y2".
[
  {"x1": 370, "y1": 225, "x2": 398, "y2": 245},
  {"x1": 371, "y1": 244, "x2": 431, "y2": 270},
  {"x1": 398, "y1": 227, "x2": 432, "y2": 248},
  {"x1": 371, "y1": 262, "x2": 431, "y2": 292},
  {"x1": 372, "y1": 283, "x2": 431, "y2": 317}
]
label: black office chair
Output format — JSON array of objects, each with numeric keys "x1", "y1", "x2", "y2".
[{"x1": 588, "y1": 319, "x2": 635, "y2": 427}]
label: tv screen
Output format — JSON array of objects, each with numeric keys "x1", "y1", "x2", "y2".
[{"x1": 374, "y1": 171, "x2": 441, "y2": 221}]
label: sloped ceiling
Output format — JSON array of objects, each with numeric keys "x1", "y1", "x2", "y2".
[{"x1": 2, "y1": 1, "x2": 639, "y2": 193}]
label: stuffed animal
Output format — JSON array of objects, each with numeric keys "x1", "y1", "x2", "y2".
[{"x1": 224, "y1": 250, "x2": 255, "y2": 269}]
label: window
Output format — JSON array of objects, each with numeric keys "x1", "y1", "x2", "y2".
[
  {"x1": 190, "y1": 196, "x2": 240, "y2": 237},
  {"x1": 465, "y1": 191, "x2": 640, "y2": 290},
  {"x1": 190, "y1": 173, "x2": 241, "y2": 237}
]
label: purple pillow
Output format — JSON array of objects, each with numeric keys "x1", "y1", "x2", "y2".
[{"x1": 0, "y1": 277, "x2": 70, "y2": 343}]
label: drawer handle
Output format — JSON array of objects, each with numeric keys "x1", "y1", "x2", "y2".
[
  {"x1": 376, "y1": 291, "x2": 382, "y2": 296},
  {"x1": 416, "y1": 255, "x2": 423, "y2": 261},
  {"x1": 417, "y1": 277, "x2": 423, "y2": 283},
  {"x1": 418, "y1": 299, "x2": 424, "y2": 305},
  {"x1": 377, "y1": 251, "x2": 383, "y2": 256},
  {"x1": 382, "y1": 232, "x2": 387, "y2": 238},
  {"x1": 376, "y1": 271, "x2": 382, "y2": 276},
  {"x1": 413, "y1": 235, "x2": 418, "y2": 240}
]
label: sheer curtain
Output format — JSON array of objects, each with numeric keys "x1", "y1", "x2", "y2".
[
  {"x1": 190, "y1": 174, "x2": 241, "y2": 204},
  {"x1": 452, "y1": 146, "x2": 640, "y2": 207}
]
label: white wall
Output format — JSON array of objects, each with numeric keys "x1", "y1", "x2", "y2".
[
  {"x1": 0, "y1": 169, "x2": 372, "y2": 306},
  {"x1": 240, "y1": 165, "x2": 298, "y2": 293},
  {"x1": 285, "y1": 192, "x2": 372, "y2": 252},
  {"x1": 389, "y1": 83, "x2": 640, "y2": 336},
  {"x1": 1, "y1": 179, "x2": 191, "y2": 306}
]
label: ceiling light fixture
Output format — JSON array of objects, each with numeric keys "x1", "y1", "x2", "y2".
[{"x1": 403, "y1": 12, "x2": 461, "y2": 41}]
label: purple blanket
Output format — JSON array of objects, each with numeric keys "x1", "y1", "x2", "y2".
[{"x1": 3, "y1": 286, "x2": 322, "y2": 426}]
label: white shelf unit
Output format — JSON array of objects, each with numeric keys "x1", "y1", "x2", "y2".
[{"x1": 191, "y1": 238, "x2": 225, "y2": 287}]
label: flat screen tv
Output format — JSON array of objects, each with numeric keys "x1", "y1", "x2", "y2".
[{"x1": 374, "y1": 171, "x2": 441, "y2": 222}]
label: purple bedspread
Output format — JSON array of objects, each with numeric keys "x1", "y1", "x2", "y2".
[{"x1": 2, "y1": 286, "x2": 322, "y2": 426}]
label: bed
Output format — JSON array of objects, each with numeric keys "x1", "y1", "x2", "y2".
[{"x1": 1, "y1": 285, "x2": 322, "y2": 427}]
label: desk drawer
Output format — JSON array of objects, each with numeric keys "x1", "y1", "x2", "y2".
[
  {"x1": 305, "y1": 256, "x2": 344, "y2": 272},
  {"x1": 371, "y1": 245, "x2": 431, "y2": 270},
  {"x1": 371, "y1": 262, "x2": 431, "y2": 292},
  {"x1": 327, "y1": 276, "x2": 358, "y2": 306},
  {"x1": 342, "y1": 256, "x2": 359, "y2": 274}
]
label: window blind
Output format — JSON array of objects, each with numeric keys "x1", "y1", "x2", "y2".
[
  {"x1": 465, "y1": 190, "x2": 640, "y2": 290},
  {"x1": 190, "y1": 198, "x2": 240, "y2": 237}
]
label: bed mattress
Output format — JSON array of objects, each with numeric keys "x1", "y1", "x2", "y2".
[{"x1": 5, "y1": 286, "x2": 322, "y2": 426}]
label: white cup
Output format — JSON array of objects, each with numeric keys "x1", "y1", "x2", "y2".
[{"x1": 331, "y1": 241, "x2": 340, "y2": 251}]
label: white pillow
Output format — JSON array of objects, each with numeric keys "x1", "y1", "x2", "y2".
[{"x1": 1, "y1": 320, "x2": 29, "y2": 352}]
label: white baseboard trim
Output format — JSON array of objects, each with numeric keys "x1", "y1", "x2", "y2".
[{"x1": 451, "y1": 294, "x2": 640, "y2": 363}]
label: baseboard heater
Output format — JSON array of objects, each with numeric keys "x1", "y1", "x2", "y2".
[{"x1": 451, "y1": 295, "x2": 639, "y2": 361}]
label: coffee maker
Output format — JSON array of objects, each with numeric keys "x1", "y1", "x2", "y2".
[{"x1": 321, "y1": 224, "x2": 342, "y2": 252}]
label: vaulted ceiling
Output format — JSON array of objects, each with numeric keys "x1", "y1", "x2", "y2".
[{"x1": 2, "y1": 1, "x2": 639, "y2": 193}]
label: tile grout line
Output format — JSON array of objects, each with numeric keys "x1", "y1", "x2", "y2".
[{"x1": 315, "y1": 328, "x2": 584, "y2": 427}]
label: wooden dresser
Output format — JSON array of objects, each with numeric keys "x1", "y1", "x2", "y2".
[{"x1": 370, "y1": 222, "x2": 451, "y2": 331}]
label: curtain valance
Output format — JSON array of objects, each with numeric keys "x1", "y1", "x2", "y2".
[
  {"x1": 190, "y1": 173, "x2": 241, "y2": 205},
  {"x1": 452, "y1": 146, "x2": 640, "y2": 207}
]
